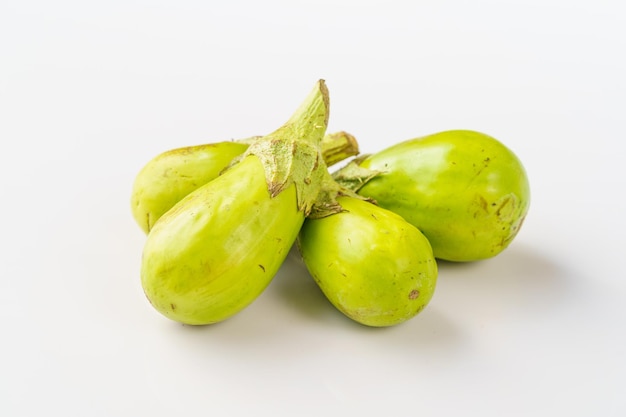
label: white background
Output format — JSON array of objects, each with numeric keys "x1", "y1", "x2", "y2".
[{"x1": 1, "y1": 1, "x2": 625, "y2": 416}]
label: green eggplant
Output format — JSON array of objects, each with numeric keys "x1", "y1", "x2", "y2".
[
  {"x1": 298, "y1": 196, "x2": 437, "y2": 327},
  {"x1": 335, "y1": 130, "x2": 530, "y2": 262},
  {"x1": 131, "y1": 132, "x2": 359, "y2": 234},
  {"x1": 131, "y1": 141, "x2": 249, "y2": 234},
  {"x1": 140, "y1": 80, "x2": 332, "y2": 325}
]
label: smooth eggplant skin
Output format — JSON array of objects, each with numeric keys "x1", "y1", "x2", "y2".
[
  {"x1": 131, "y1": 141, "x2": 249, "y2": 233},
  {"x1": 298, "y1": 196, "x2": 437, "y2": 327},
  {"x1": 141, "y1": 155, "x2": 303, "y2": 325},
  {"x1": 357, "y1": 130, "x2": 530, "y2": 262}
]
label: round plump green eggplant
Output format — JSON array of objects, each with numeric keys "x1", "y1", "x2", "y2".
[
  {"x1": 356, "y1": 130, "x2": 530, "y2": 262},
  {"x1": 298, "y1": 196, "x2": 437, "y2": 327},
  {"x1": 131, "y1": 141, "x2": 249, "y2": 234},
  {"x1": 141, "y1": 155, "x2": 303, "y2": 325}
]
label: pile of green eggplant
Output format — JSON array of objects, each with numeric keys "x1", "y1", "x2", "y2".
[{"x1": 131, "y1": 80, "x2": 530, "y2": 327}]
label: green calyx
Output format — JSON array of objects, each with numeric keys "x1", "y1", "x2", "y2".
[
  {"x1": 234, "y1": 80, "x2": 331, "y2": 216},
  {"x1": 307, "y1": 160, "x2": 378, "y2": 220},
  {"x1": 301, "y1": 154, "x2": 381, "y2": 219},
  {"x1": 331, "y1": 155, "x2": 382, "y2": 193}
]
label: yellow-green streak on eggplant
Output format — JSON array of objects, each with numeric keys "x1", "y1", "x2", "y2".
[
  {"x1": 336, "y1": 130, "x2": 530, "y2": 262},
  {"x1": 131, "y1": 132, "x2": 358, "y2": 234},
  {"x1": 140, "y1": 80, "x2": 331, "y2": 325},
  {"x1": 298, "y1": 196, "x2": 437, "y2": 327}
]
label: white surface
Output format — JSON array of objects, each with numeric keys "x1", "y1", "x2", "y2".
[{"x1": 1, "y1": 1, "x2": 625, "y2": 416}]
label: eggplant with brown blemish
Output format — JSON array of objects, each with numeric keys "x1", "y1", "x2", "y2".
[
  {"x1": 334, "y1": 130, "x2": 530, "y2": 262},
  {"x1": 298, "y1": 195, "x2": 437, "y2": 327}
]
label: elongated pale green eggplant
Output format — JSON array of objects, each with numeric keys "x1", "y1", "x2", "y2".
[
  {"x1": 335, "y1": 130, "x2": 530, "y2": 262},
  {"x1": 141, "y1": 80, "x2": 331, "y2": 325},
  {"x1": 142, "y1": 156, "x2": 301, "y2": 324},
  {"x1": 131, "y1": 132, "x2": 358, "y2": 234},
  {"x1": 298, "y1": 196, "x2": 437, "y2": 327}
]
